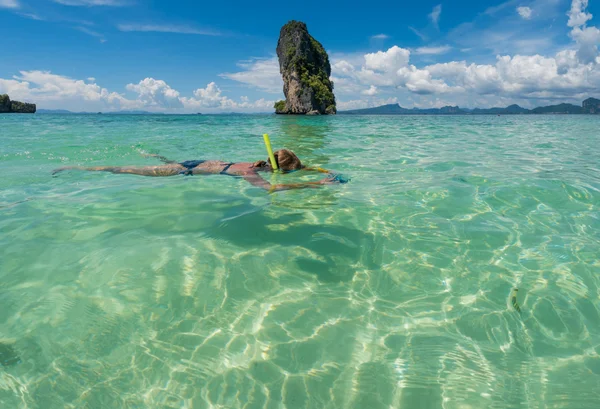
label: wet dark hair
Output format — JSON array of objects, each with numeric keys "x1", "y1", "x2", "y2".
[{"x1": 253, "y1": 149, "x2": 303, "y2": 172}]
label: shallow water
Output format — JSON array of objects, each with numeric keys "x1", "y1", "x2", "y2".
[{"x1": 1, "y1": 113, "x2": 600, "y2": 408}]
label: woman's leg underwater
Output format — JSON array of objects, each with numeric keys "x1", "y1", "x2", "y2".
[{"x1": 53, "y1": 164, "x2": 185, "y2": 176}]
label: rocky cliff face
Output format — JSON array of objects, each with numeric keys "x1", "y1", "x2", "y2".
[
  {"x1": 0, "y1": 94, "x2": 36, "y2": 113},
  {"x1": 275, "y1": 21, "x2": 336, "y2": 115}
]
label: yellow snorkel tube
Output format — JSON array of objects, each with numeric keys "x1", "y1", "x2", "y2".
[
  {"x1": 263, "y1": 134, "x2": 279, "y2": 172},
  {"x1": 263, "y1": 134, "x2": 327, "y2": 173},
  {"x1": 262, "y1": 134, "x2": 347, "y2": 182}
]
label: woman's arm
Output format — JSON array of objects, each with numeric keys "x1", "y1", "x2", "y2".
[{"x1": 242, "y1": 174, "x2": 340, "y2": 193}]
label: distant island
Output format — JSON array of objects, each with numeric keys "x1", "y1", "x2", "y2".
[
  {"x1": 10, "y1": 92, "x2": 600, "y2": 116},
  {"x1": 36, "y1": 109, "x2": 166, "y2": 115},
  {"x1": 340, "y1": 98, "x2": 600, "y2": 115},
  {"x1": 0, "y1": 94, "x2": 36, "y2": 113}
]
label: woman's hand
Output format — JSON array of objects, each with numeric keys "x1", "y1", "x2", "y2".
[
  {"x1": 321, "y1": 174, "x2": 350, "y2": 184},
  {"x1": 269, "y1": 175, "x2": 349, "y2": 193}
]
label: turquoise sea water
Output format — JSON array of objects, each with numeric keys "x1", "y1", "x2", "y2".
[{"x1": 1, "y1": 114, "x2": 600, "y2": 408}]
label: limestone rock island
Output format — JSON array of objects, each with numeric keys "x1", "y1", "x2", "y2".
[
  {"x1": 0, "y1": 94, "x2": 36, "y2": 113},
  {"x1": 274, "y1": 21, "x2": 336, "y2": 115}
]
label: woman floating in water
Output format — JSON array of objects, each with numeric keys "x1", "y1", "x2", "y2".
[{"x1": 53, "y1": 149, "x2": 348, "y2": 193}]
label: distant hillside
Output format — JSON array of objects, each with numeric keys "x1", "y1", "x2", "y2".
[
  {"x1": 470, "y1": 104, "x2": 530, "y2": 115},
  {"x1": 340, "y1": 100, "x2": 598, "y2": 115},
  {"x1": 531, "y1": 103, "x2": 582, "y2": 114},
  {"x1": 340, "y1": 104, "x2": 465, "y2": 115}
]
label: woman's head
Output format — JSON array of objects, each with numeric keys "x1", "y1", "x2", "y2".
[{"x1": 254, "y1": 149, "x2": 303, "y2": 172}]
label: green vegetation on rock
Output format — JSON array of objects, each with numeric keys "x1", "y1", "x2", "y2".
[
  {"x1": 274, "y1": 100, "x2": 286, "y2": 112},
  {"x1": 0, "y1": 94, "x2": 11, "y2": 113},
  {"x1": 0, "y1": 94, "x2": 36, "y2": 113},
  {"x1": 276, "y1": 21, "x2": 336, "y2": 115}
]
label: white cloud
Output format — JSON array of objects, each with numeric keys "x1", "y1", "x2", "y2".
[
  {"x1": 361, "y1": 85, "x2": 378, "y2": 96},
  {"x1": 220, "y1": 57, "x2": 283, "y2": 93},
  {"x1": 429, "y1": 53, "x2": 599, "y2": 97},
  {"x1": 332, "y1": 60, "x2": 356, "y2": 75},
  {"x1": 331, "y1": 46, "x2": 459, "y2": 96},
  {"x1": 182, "y1": 82, "x2": 275, "y2": 110},
  {"x1": 237, "y1": 97, "x2": 275, "y2": 110},
  {"x1": 188, "y1": 82, "x2": 234, "y2": 108},
  {"x1": 332, "y1": 50, "x2": 598, "y2": 104},
  {"x1": 517, "y1": 6, "x2": 532, "y2": 19},
  {"x1": 364, "y1": 46, "x2": 411, "y2": 72},
  {"x1": 0, "y1": 71, "x2": 132, "y2": 111},
  {"x1": 53, "y1": 0, "x2": 128, "y2": 6},
  {"x1": 329, "y1": 75, "x2": 364, "y2": 95},
  {"x1": 0, "y1": 0, "x2": 19, "y2": 9},
  {"x1": 371, "y1": 34, "x2": 390, "y2": 40},
  {"x1": 570, "y1": 25, "x2": 600, "y2": 63},
  {"x1": 117, "y1": 24, "x2": 221, "y2": 36},
  {"x1": 564, "y1": 0, "x2": 599, "y2": 64},
  {"x1": 126, "y1": 78, "x2": 183, "y2": 109},
  {"x1": 414, "y1": 45, "x2": 452, "y2": 55},
  {"x1": 429, "y1": 4, "x2": 442, "y2": 29},
  {"x1": 0, "y1": 71, "x2": 273, "y2": 112},
  {"x1": 397, "y1": 66, "x2": 457, "y2": 94},
  {"x1": 567, "y1": 0, "x2": 592, "y2": 27}
]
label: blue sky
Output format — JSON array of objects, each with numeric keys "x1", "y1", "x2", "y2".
[{"x1": 0, "y1": 0, "x2": 599, "y2": 112}]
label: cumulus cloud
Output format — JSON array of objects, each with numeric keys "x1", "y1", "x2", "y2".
[
  {"x1": 566, "y1": 0, "x2": 599, "y2": 64},
  {"x1": 364, "y1": 46, "x2": 411, "y2": 72},
  {"x1": 517, "y1": 6, "x2": 532, "y2": 19},
  {"x1": 0, "y1": 71, "x2": 132, "y2": 111},
  {"x1": 361, "y1": 85, "x2": 378, "y2": 96},
  {"x1": 186, "y1": 82, "x2": 235, "y2": 109},
  {"x1": 0, "y1": 0, "x2": 19, "y2": 9},
  {"x1": 0, "y1": 71, "x2": 274, "y2": 112},
  {"x1": 398, "y1": 66, "x2": 456, "y2": 94},
  {"x1": 567, "y1": 0, "x2": 592, "y2": 27},
  {"x1": 126, "y1": 78, "x2": 183, "y2": 109},
  {"x1": 220, "y1": 58, "x2": 283, "y2": 93},
  {"x1": 414, "y1": 45, "x2": 452, "y2": 55},
  {"x1": 332, "y1": 46, "x2": 458, "y2": 94},
  {"x1": 429, "y1": 5, "x2": 442, "y2": 29},
  {"x1": 182, "y1": 82, "x2": 275, "y2": 110},
  {"x1": 569, "y1": 25, "x2": 600, "y2": 63}
]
